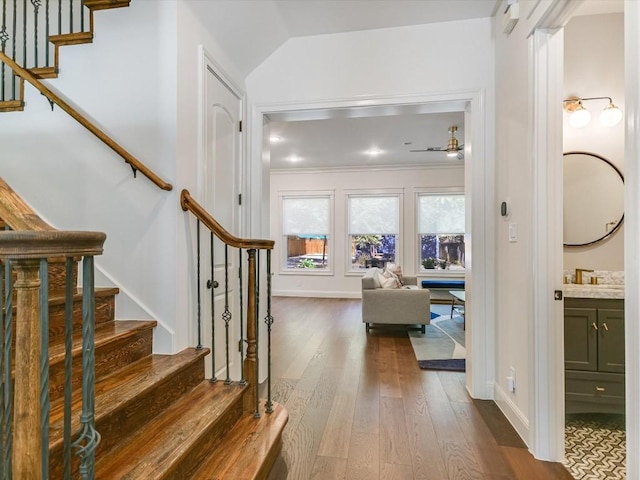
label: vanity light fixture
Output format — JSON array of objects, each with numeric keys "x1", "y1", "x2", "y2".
[{"x1": 563, "y1": 96, "x2": 622, "y2": 128}]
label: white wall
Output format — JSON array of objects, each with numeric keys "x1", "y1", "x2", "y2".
[
  {"x1": 563, "y1": 13, "x2": 625, "y2": 272},
  {"x1": 270, "y1": 166, "x2": 464, "y2": 297},
  {"x1": 0, "y1": 0, "x2": 179, "y2": 351}
]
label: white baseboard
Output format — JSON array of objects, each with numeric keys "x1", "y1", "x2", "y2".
[
  {"x1": 273, "y1": 290, "x2": 361, "y2": 299},
  {"x1": 494, "y1": 383, "x2": 530, "y2": 447}
]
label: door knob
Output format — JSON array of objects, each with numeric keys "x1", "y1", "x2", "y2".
[{"x1": 206, "y1": 279, "x2": 220, "y2": 289}]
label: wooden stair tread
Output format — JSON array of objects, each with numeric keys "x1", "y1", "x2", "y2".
[
  {"x1": 49, "y1": 347, "x2": 208, "y2": 443},
  {"x1": 94, "y1": 381, "x2": 246, "y2": 479},
  {"x1": 28, "y1": 66, "x2": 58, "y2": 79},
  {"x1": 0, "y1": 100, "x2": 24, "y2": 112},
  {"x1": 48, "y1": 32, "x2": 94, "y2": 46},
  {"x1": 47, "y1": 286, "x2": 119, "y2": 307},
  {"x1": 48, "y1": 319, "x2": 156, "y2": 363},
  {"x1": 190, "y1": 402, "x2": 288, "y2": 480},
  {"x1": 83, "y1": 0, "x2": 131, "y2": 11}
]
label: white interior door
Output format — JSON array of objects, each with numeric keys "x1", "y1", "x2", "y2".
[{"x1": 203, "y1": 64, "x2": 242, "y2": 381}]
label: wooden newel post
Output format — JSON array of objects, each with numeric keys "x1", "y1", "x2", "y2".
[
  {"x1": 243, "y1": 249, "x2": 258, "y2": 412},
  {"x1": 12, "y1": 259, "x2": 42, "y2": 479}
]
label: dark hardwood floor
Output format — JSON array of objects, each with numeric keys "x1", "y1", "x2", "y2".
[{"x1": 266, "y1": 297, "x2": 573, "y2": 480}]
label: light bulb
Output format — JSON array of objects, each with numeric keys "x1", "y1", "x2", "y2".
[
  {"x1": 569, "y1": 107, "x2": 591, "y2": 128},
  {"x1": 599, "y1": 103, "x2": 622, "y2": 127}
]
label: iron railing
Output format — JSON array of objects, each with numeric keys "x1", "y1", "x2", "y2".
[
  {"x1": 0, "y1": 228, "x2": 106, "y2": 480},
  {"x1": 180, "y1": 189, "x2": 276, "y2": 419}
]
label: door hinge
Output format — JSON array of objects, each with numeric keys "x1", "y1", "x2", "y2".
[
  {"x1": 239, "y1": 120, "x2": 242, "y2": 133},
  {"x1": 238, "y1": 193, "x2": 242, "y2": 205}
]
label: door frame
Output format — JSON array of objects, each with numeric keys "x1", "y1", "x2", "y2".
[
  {"x1": 248, "y1": 89, "x2": 496, "y2": 400},
  {"x1": 531, "y1": 1, "x2": 640, "y2": 473}
]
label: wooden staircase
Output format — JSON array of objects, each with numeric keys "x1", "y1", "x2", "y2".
[
  {"x1": 36, "y1": 260, "x2": 287, "y2": 479},
  {"x1": 0, "y1": 176, "x2": 287, "y2": 478}
]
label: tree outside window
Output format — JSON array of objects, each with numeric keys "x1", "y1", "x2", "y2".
[
  {"x1": 348, "y1": 195, "x2": 399, "y2": 270},
  {"x1": 418, "y1": 194, "x2": 465, "y2": 271}
]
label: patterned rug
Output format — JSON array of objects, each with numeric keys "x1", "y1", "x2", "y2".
[
  {"x1": 409, "y1": 304, "x2": 465, "y2": 371},
  {"x1": 564, "y1": 413, "x2": 625, "y2": 480}
]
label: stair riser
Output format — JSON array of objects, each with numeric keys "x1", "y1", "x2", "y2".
[
  {"x1": 48, "y1": 293, "x2": 115, "y2": 340},
  {"x1": 48, "y1": 326, "x2": 153, "y2": 403},
  {"x1": 49, "y1": 356, "x2": 206, "y2": 479},
  {"x1": 162, "y1": 399, "x2": 244, "y2": 480}
]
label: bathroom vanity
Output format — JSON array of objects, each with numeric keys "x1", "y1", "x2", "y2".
[{"x1": 564, "y1": 286, "x2": 624, "y2": 414}]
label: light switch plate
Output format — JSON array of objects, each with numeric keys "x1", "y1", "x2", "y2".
[{"x1": 508, "y1": 223, "x2": 518, "y2": 242}]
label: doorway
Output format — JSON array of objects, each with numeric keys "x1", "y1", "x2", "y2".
[
  {"x1": 200, "y1": 50, "x2": 243, "y2": 380},
  {"x1": 250, "y1": 90, "x2": 494, "y2": 401}
]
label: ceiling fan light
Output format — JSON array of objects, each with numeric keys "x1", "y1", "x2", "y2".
[
  {"x1": 446, "y1": 150, "x2": 459, "y2": 158},
  {"x1": 599, "y1": 103, "x2": 622, "y2": 127}
]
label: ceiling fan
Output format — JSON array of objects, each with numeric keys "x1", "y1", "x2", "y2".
[{"x1": 410, "y1": 125, "x2": 464, "y2": 159}]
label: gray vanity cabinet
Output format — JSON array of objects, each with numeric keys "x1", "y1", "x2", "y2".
[{"x1": 564, "y1": 298, "x2": 624, "y2": 414}]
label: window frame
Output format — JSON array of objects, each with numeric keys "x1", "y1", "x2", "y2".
[
  {"x1": 415, "y1": 188, "x2": 466, "y2": 276},
  {"x1": 278, "y1": 190, "x2": 334, "y2": 275},
  {"x1": 345, "y1": 189, "x2": 403, "y2": 274}
]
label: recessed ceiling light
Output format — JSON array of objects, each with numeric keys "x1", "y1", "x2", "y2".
[
  {"x1": 287, "y1": 155, "x2": 302, "y2": 163},
  {"x1": 269, "y1": 135, "x2": 283, "y2": 144},
  {"x1": 365, "y1": 148, "x2": 383, "y2": 156}
]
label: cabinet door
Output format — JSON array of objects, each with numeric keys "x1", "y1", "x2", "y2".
[
  {"x1": 598, "y1": 308, "x2": 625, "y2": 373},
  {"x1": 564, "y1": 308, "x2": 598, "y2": 371}
]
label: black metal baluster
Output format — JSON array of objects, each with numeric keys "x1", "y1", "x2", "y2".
[
  {"x1": 62, "y1": 257, "x2": 74, "y2": 480},
  {"x1": 238, "y1": 248, "x2": 245, "y2": 385},
  {"x1": 208, "y1": 232, "x2": 217, "y2": 383},
  {"x1": 45, "y1": 0, "x2": 49, "y2": 65},
  {"x1": 79, "y1": 0, "x2": 83, "y2": 31},
  {"x1": 1, "y1": 0, "x2": 8, "y2": 101},
  {"x1": 31, "y1": 0, "x2": 40, "y2": 67},
  {"x1": 11, "y1": 0, "x2": 16, "y2": 99},
  {"x1": 254, "y1": 250, "x2": 260, "y2": 418},
  {"x1": 68, "y1": 0, "x2": 72, "y2": 33},
  {"x1": 0, "y1": 258, "x2": 5, "y2": 477},
  {"x1": 264, "y1": 250, "x2": 274, "y2": 414},
  {"x1": 21, "y1": 0, "x2": 25, "y2": 67},
  {"x1": 2, "y1": 259, "x2": 12, "y2": 479},
  {"x1": 57, "y1": 0, "x2": 60, "y2": 35},
  {"x1": 72, "y1": 256, "x2": 100, "y2": 479},
  {"x1": 39, "y1": 259, "x2": 49, "y2": 479},
  {"x1": 223, "y1": 244, "x2": 232, "y2": 385},
  {"x1": 196, "y1": 220, "x2": 202, "y2": 350}
]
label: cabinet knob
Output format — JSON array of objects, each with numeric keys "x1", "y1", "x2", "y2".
[
  {"x1": 595, "y1": 386, "x2": 606, "y2": 392},
  {"x1": 602, "y1": 322, "x2": 609, "y2": 331},
  {"x1": 592, "y1": 322, "x2": 598, "y2": 330}
]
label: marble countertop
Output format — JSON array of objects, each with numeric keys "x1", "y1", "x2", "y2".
[{"x1": 563, "y1": 284, "x2": 624, "y2": 299}]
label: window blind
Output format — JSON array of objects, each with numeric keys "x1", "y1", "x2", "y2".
[
  {"x1": 348, "y1": 196, "x2": 399, "y2": 235},
  {"x1": 418, "y1": 194, "x2": 465, "y2": 233},
  {"x1": 282, "y1": 197, "x2": 330, "y2": 235}
]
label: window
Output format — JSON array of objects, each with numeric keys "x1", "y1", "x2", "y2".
[
  {"x1": 281, "y1": 195, "x2": 331, "y2": 271},
  {"x1": 418, "y1": 193, "x2": 465, "y2": 271},
  {"x1": 348, "y1": 194, "x2": 400, "y2": 270}
]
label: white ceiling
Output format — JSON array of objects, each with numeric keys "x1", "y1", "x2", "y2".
[{"x1": 187, "y1": 0, "x2": 499, "y2": 170}]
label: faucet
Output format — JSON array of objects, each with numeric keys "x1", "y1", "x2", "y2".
[{"x1": 575, "y1": 268, "x2": 594, "y2": 285}]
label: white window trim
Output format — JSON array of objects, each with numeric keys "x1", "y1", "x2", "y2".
[
  {"x1": 278, "y1": 190, "x2": 334, "y2": 275},
  {"x1": 415, "y1": 187, "x2": 465, "y2": 277},
  {"x1": 345, "y1": 189, "x2": 403, "y2": 274}
]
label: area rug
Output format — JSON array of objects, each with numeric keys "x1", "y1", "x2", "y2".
[{"x1": 409, "y1": 304, "x2": 466, "y2": 371}]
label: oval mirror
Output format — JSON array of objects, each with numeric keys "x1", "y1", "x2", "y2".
[{"x1": 563, "y1": 151, "x2": 624, "y2": 247}]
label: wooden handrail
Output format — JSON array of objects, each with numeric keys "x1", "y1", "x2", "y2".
[
  {"x1": 0, "y1": 52, "x2": 173, "y2": 192},
  {"x1": 180, "y1": 189, "x2": 274, "y2": 250},
  {"x1": 0, "y1": 230, "x2": 106, "y2": 259}
]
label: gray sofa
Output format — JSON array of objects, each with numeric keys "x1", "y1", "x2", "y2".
[{"x1": 361, "y1": 268, "x2": 431, "y2": 333}]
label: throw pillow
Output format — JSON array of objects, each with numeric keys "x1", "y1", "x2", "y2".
[
  {"x1": 380, "y1": 274, "x2": 399, "y2": 289},
  {"x1": 381, "y1": 268, "x2": 402, "y2": 288},
  {"x1": 385, "y1": 262, "x2": 403, "y2": 285},
  {"x1": 371, "y1": 268, "x2": 382, "y2": 288}
]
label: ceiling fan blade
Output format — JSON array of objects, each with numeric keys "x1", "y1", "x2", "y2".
[{"x1": 409, "y1": 147, "x2": 446, "y2": 152}]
